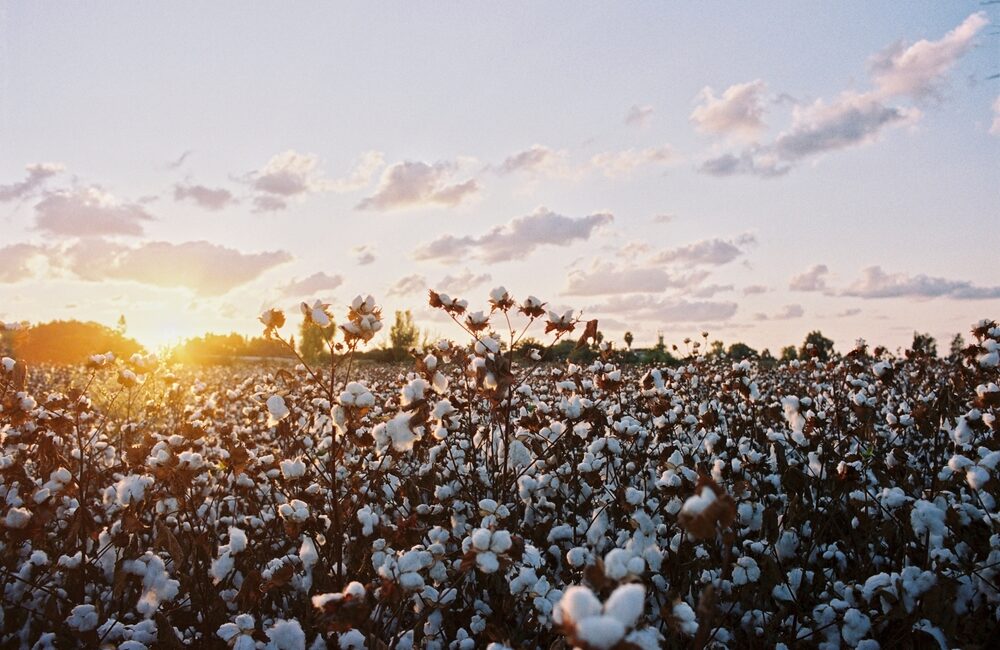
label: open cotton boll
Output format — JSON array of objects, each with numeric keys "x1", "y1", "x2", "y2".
[
  {"x1": 556, "y1": 586, "x2": 602, "y2": 625},
  {"x1": 266, "y1": 395, "x2": 290, "y2": 426},
  {"x1": 280, "y1": 458, "x2": 306, "y2": 479},
  {"x1": 574, "y1": 616, "x2": 625, "y2": 650},
  {"x1": 681, "y1": 487, "x2": 716, "y2": 516},
  {"x1": 603, "y1": 584, "x2": 645, "y2": 629},
  {"x1": 265, "y1": 618, "x2": 305, "y2": 650}
]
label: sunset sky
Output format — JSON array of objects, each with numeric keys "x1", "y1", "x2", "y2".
[{"x1": 2, "y1": 2, "x2": 999, "y2": 353}]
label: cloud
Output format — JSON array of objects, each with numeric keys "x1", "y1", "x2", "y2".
[
  {"x1": 690, "y1": 80, "x2": 767, "y2": 139},
  {"x1": 789, "y1": 264, "x2": 829, "y2": 292},
  {"x1": 698, "y1": 14, "x2": 985, "y2": 177},
  {"x1": 352, "y1": 245, "x2": 376, "y2": 266},
  {"x1": 0, "y1": 243, "x2": 50, "y2": 282},
  {"x1": 771, "y1": 93, "x2": 917, "y2": 162},
  {"x1": 841, "y1": 266, "x2": 1000, "y2": 300},
  {"x1": 991, "y1": 95, "x2": 1000, "y2": 136},
  {"x1": 331, "y1": 151, "x2": 385, "y2": 192},
  {"x1": 691, "y1": 283, "x2": 734, "y2": 298},
  {"x1": 838, "y1": 308, "x2": 862, "y2": 317},
  {"x1": 588, "y1": 294, "x2": 738, "y2": 323},
  {"x1": 624, "y1": 104, "x2": 654, "y2": 127},
  {"x1": 35, "y1": 187, "x2": 154, "y2": 237},
  {"x1": 493, "y1": 145, "x2": 560, "y2": 175},
  {"x1": 413, "y1": 207, "x2": 613, "y2": 263},
  {"x1": 754, "y1": 304, "x2": 804, "y2": 321},
  {"x1": 247, "y1": 149, "x2": 370, "y2": 211},
  {"x1": 698, "y1": 149, "x2": 788, "y2": 177},
  {"x1": 357, "y1": 161, "x2": 478, "y2": 211},
  {"x1": 652, "y1": 214, "x2": 676, "y2": 224},
  {"x1": 251, "y1": 150, "x2": 328, "y2": 197},
  {"x1": 387, "y1": 274, "x2": 427, "y2": 297},
  {"x1": 589, "y1": 145, "x2": 678, "y2": 177},
  {"x1": 565, "y1": 263, "x2": 708, "y2": 296},
  {"x1": 868, "y1": 12, "x2": 989, "y2": 99},
  {"x1": 173, "y1": 183, "x2": 236, "y2": 211},
  {"x1": 0, "y1": 163, "x2": 63, "y2": 202},
  {"x1": 166, "y1": 150, "x2": 193, "y2": 170},
  {"x1": 651, "y1": 234, "x2": 755, "y2": 267},
  {"x1": 279, "y1": 272, "x2": 344, "y2": 298},
  {"x1": 435, "y1": 269, "x2": 492, "y2": 294},
  {"x1": 742, "y1": 284, "x2": 768, "y2": 295},
  {"x1": 61, "y1": 239, "x2": 292, "y2": 295}
]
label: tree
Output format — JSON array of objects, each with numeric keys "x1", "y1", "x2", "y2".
[
  {"x1": 949, "y1": 333, "x2": 966, "y2": 358},
  {"x1": 780, "y1": 346, "x2": 798, "y2": 362},
  {"x1": 623, "y1": 331, "x2": 634, "y2": 350},
  {"x1": 299, "y1": 319, "x2": 335, "y2": 364},
  {"x1": 116, "y1": 314, "x2": 127, "y2": 335},
  {"x1": 389, "y1": 310, "x2": 420, "y2": 351},
  {"x1": 911, "y1": 331, "x2": 937, "y2": 357},
  {"x1": 727, "y1": 342, "x2": 758, "y2": 360},
  {"x1": 708, "y1": 340, "x2": 725, "y2": 358},
  {"x1": 800, "y1": 331, "x2": 834, "y2": 361},
  {"x1": 11, "y1": 320, "x2": 143, "y2": 364}
]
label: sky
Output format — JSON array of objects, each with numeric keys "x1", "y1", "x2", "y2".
[{"x1": 1, "y1": 2, "x2": 999, "y2": 353}]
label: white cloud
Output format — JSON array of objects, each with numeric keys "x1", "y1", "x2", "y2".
[
  {"x1": 61, "y1": 239, "x2": 292, "y2": 296},
  {"x1": 651, "y1": 234, "x2": 755, "y2": 267},
  {"x1": 742, "y1": 284, "x2": 768, "y2": 295},
  {"x1": 841, "y1": 266, "x2": 1000, "y2": 300},
  {"x1": 564, "y1": 263, "x2": 708, "y2": 296},
  {"x1": 0, "y1": 243, "x2": 50, "y2": 282},
  {"x1": 352, "y1": 245, "x2": 376, "y2": 266},
  {"x1": 589, "y1": 145, "x2": 678, "y2": 177},
  {"x1": 789, "y1": 264, "x2": 829, "y2": 292},
  {"x1": 869, "y1": 12, "x2": 989, "y2": 99},
  {"x1": 331, "y1": 151, "x2": 385, "y2": 192},
  {"x1": 173, "y1": 183, "x2": 236, "y2": 211},
  {"x1": 754, "y1": 304, "x2": 804, "y2": 321},
  {"x1": 35, "y1": 187, "x2": 153, "y2": 237},
  {"x1": 991, "y1": 95, "x2": 1000, "y2": 137},
  {"x1": 279, "y1": 272, "x2": 344, "y2": 298},
  {"x1": 588, "y1": 294, "x2": 738, "y2": 323},
  {"x1": 624, "y1": 104, "x2": 654, "y2": 127},
  {"x1": 357, "y1": 161, "x2": 478, "y2": 211},
  {"x1": 691, "y1": 80, "x2": 767, "y2": 139},
  {"x1": 387, "y1": 274, "x2": 427, "y2": 297},
  {"x1": 414, "y1": 207, "x2": 613, "y2": 263},
  {"x1": 493, "y1": 145, "x2": 561, "y2": 175},
  {"x1": 435, "y1": 269, "x2": 492, "y2": 294},
  {"x1": 0, "y1": 163, "x2": 63, "y2": 202}
]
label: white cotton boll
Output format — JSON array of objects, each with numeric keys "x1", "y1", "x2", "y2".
[
  {"x1": 265, "y1": 618, "x2": 306, "y2": 650},
  {"x1": 113, "y1": 475, "x2": 153, "y2": 507},
  {"x1": 476, "y1": 551, "x2": 500, "y2": 573},
  {"x1": 0, "y1": 357, "x2": 14, "y2": 373},
  {"x1": 681, "y1": 487, "x2": 716, "y2": 516},
  {"x1": 673, "y1": 601, "x2": 698, "y2": 635},
  {"x1": 603, "y1": 584, "x2": 645, "y2": 629},
  {"x1": 841, "y1": 608, "x2": 871, "y2": 647},
  {"x1": 574, "y1": 615, "x2": 626, "y2": 650},
  {"x1": 603, "y1": 548, "x2": 631, "y2": 580},
  {"x1": 299, "y1": 537, "x2": 318, "y2": 571},
  {"x1": 267, "y1": 395, "x2": 290, "y2": 426},
  {"x1": 489, "y1": 530, "x2": 512, "y2": 553},
  {"x1": 339, "y1": 629, "x2": 366, "y2": 649},
  {"x1": 66, "y1": 604, "x2": 98, "y2": 631},
  {"x1": 732, "y1": 557, "x2": 760, "y2": 586},
  {"x1": 228, "y1": 527, "x2": 248, "y2": 554},
  {"x1": 280, "y1": 459, "x2": 306, "y2": 479},
  {"x1": 967, "y1": 465, "x2": 989, "y2": 490},
  {"x1": 557, "y1": 586, "x2": 602, "y2": 625},
  {"x1": 471, "y1": 528, "x2": 492, "y2": 551}
]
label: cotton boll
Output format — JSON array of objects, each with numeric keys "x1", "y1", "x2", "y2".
[{"x1": 603, "y1": 584, "x2": 645, "y2": 629}]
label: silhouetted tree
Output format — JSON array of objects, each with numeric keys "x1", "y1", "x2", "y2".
[
  {"x1": 949, "y1": 333, "x2": 966, "y2": 358},
  {"x1": 800, "y1": 331, "x2": 835, "y2": 361},
  {"x1": 299, "y1": 319, "x2": 335, "y2": 364},
  {"x1": 727, "y1": 342, "x2": 758, "y2": 360},
  {"x1": 389, "y1": 310, "x2": 420, "y2": 351},
  {"x1": 624, "y1": 331, "x2": 634, "y2": 350},
  {"x1": 911, "y1": 331, "x2": 938, "y2": 357},
  {"x1": 780, "y1": 345, "x2": 798, "y2": 362}
]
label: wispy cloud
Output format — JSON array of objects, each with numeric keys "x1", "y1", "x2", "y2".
[
  {"x1": 789, "y1": 264, "x2": 830, "y2": 292},
  {"x1": 413, "y1": 207, "x2": 613, "y2": 263},
  {"x1": 691, "y1": 80, "x2": 767, "y2": 139},
  {"x1": 279, "y1": 272, "x2": 344, "y2": 298},
  {"x1": 841, "y1": 266, "x2": 1000, "y2": 300},
  {"x1": 357, "y1": 160, "x2": 478, "y2": 211},
  {"x1": 35, "y1": 187, "x2": 154, "y2": 237},
  {"x1": 651, "y1": 234, "x2": 756, "y2": 267},
  {"x1": 173, "y1": 183, "x2": 236, "y2": 211},
  {"x1": 0, "y1": 163, "x2": 64, "y2": 202},
  {"x1": 624, "y1": 104, "x2": 654, "y2": 127}
]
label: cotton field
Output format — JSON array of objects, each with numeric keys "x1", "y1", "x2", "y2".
[{"x1": 1, "y1": 292, "x2": 998, "y2": 649}]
